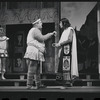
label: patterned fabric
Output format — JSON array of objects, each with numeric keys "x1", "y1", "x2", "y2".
[
  {"x1": 58, "y1": 44, "x2": 71, "y2": 81},
  {"x1": 0, "y1": 36, "x2": 8, "y2": 58},
  {"x1": 26, "y1": 61, "x2": 41, "y2": 87},
  {"x1": 57, "y1": 27, "x2": 79, "y2": 81},
  {"x1": 0, "y1": 53, "x2": 8, "y2": 58}
]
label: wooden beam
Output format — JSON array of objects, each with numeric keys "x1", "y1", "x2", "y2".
[{"x1": 97, "y1": 3, "x2": 100, "y2": 76}]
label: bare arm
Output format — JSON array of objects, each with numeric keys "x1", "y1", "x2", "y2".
[{"x1": 34, "y1": 29, "x2": 55, "y2": 42}]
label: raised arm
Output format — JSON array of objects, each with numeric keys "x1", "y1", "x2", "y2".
[{"x1": 34, "y1": 28, "x2": 55, "y2": 42}]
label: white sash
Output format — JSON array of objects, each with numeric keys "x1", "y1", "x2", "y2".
[{"x1": 58, "y1": 27, "x2": 79, "y2": 78}]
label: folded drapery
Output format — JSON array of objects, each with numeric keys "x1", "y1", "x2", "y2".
[{"x1": 58, "y1": 27, "x2": 79, "y2": 78}]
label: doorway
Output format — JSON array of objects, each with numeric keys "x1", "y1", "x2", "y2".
[{"x1": 6, "y1": 24, "x2": 32, "y2": 73}]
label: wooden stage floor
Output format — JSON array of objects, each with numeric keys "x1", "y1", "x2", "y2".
[
  {"x1": 0, "y1": 86, "x2": 100, "y2": 100},
  {"x1": 0, "y1": 86, "x2": 100, "y2": 93}
]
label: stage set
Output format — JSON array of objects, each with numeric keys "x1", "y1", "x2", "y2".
[
  {"x1": 0, "y1": 2, "x2": 100, "y2": 100},
  {"x1": 0, "y1": 86, "x2": 100, "y2": 100}
]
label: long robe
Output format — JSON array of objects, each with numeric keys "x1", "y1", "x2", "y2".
[{"x1": 58, "y1": 27, "x2": 79, "y2": 80}]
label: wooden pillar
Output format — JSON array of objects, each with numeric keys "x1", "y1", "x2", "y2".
[
  {"x1": 54, "y1": 2, "x2": 60, "y2": 73},
  {"x1": 0, "y1": 2, "x2": 7, "y2": 32},
  {"x1": 97, "y1": 2, "x2": 100, "y2": 77}
]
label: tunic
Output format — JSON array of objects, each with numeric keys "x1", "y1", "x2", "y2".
[
  {"x1": 0, "y1": 36, "x2": 9, "y2": 58},
  {"x1": 24, "y1": 28, "x2": 45, "y2": 62}
]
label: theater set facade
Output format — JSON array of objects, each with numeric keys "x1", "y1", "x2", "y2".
[{"x1": 0, "y1": 2, "x2": 100, "y2": 100}]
